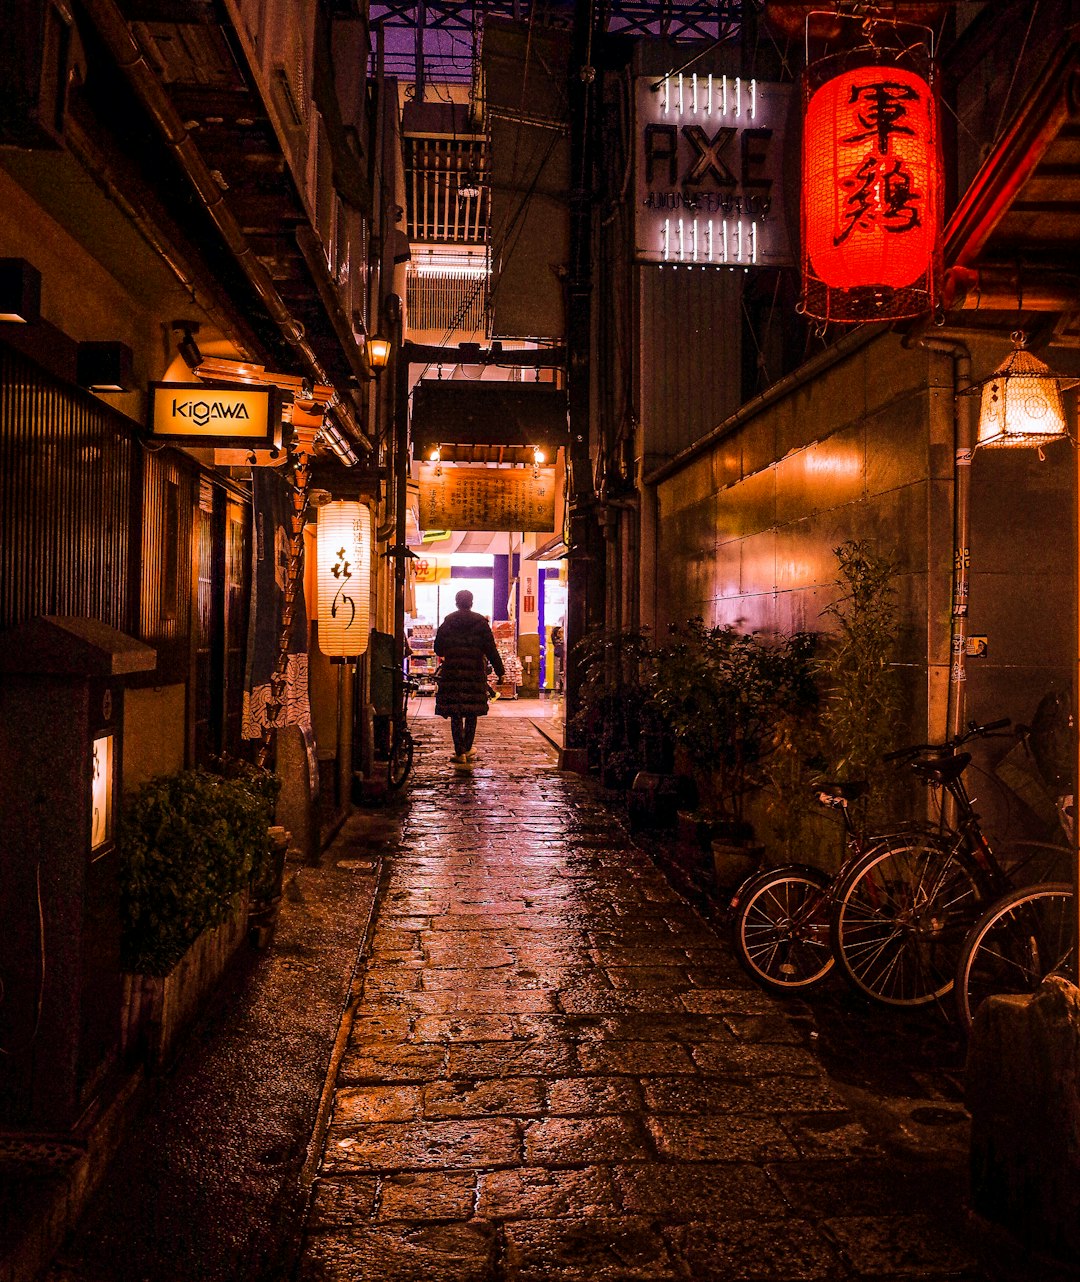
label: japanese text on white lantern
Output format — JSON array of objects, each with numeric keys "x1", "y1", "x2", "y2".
[{"x1": 317, "y1": 501, "x2": 373, "y2": 658}]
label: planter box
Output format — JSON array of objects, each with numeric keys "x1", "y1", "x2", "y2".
[
  {"x1": 120, "y1": 889, "x2": 249, "y2": 1071},
  {"x1": 711, "y1": 841, "x2": 765, "y2": 892}
]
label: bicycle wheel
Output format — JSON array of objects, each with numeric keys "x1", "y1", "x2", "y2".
[
  {"x1": 730, "y1": 865, "x2": 835, "y2": 994},
  {"x1": 955, "y1": 882, "x2": 1074, "y2": 1030},
  {"x1": 387, "y1": 726, "x2": 415, "y2": 790},
  {"x1": 831, "y1": 837, "x2": 987, "y2": 1006}
]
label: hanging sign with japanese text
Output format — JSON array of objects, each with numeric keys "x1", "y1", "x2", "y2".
[
  {"x1": 634, "y1": 73, "x2": 792, "y2": 267},
  {"x1": 801, "y1": 58, "x2": 941, "y2": 322},
  {"x1": 418, "y1": 465, "x2": 556, "y2": 532},
  {"x1": 316, "y1": 501, "x2": 372, "y2": 659}
]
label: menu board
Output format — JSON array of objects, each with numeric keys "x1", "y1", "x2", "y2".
[{"x1": 418, "y1": 465, "x2": 556, "y2": 532}]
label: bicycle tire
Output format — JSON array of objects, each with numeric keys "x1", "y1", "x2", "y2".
[
  {"x1": 831, "y1": 836, "x2": 987, "y2": 1007},
  {"x1": 387, "y1": 726, "x2": 415, "y2": 790},
  {"x1": 955, "y1": 881, "x2": 1074, "y2": 1031},
  {"x1": 730, "y1": 865, "x2": 835, "y2": 994}
]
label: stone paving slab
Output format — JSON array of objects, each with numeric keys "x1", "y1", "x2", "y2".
[{"x1": 296, "y1": 719, "x2": 991, "y2": 1282}]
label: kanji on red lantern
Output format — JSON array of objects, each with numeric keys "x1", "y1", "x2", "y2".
[{"x1": 802, "y1": 63, "x2": 941, "y2": 322}]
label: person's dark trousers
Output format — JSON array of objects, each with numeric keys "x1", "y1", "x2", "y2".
[{"x1": 450, "y1": 713, "x2": 478, "y2": 755}]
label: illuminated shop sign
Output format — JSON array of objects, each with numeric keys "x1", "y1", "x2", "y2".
[
  {"x1": 148, "y1": 382, "x2": 282, "y2": 448},
  {"x1": 634, "y1": 73, "x2": 792, "y2": 267}
]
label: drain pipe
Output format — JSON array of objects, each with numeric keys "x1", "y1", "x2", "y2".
[{"x1": 903, "y1": 330, "x2": 974, "y2": 745}]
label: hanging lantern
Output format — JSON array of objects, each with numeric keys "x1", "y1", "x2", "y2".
[
  {"x1": 802, "y1": 51, "x2": 942, "y2": 322},
  {"x1": 316, "y1": 501, "x2": 373, "y2": 658},
  {"x1": 976, "y1": 335, "x2": 1070, "y2": 450}
]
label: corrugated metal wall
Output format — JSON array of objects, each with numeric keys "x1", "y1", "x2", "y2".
[
  {"x1": 637, "y1": 265, "x2": 743, "y2": 464},
  {"x1": 0, "y1": 343, "x2": 134, "y2": 632}
]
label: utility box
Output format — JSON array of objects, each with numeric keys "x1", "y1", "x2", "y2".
[{"x1": 0, "y1": 616, "x2": 155, "y2": 1130}]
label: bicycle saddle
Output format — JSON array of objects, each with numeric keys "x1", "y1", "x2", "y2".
[
  {"x1": 815, "y1": 781, "x2": 868, "y2": 803},
  {"x1": 912, "y1": 752, "x2": 970, "y2": 785}
]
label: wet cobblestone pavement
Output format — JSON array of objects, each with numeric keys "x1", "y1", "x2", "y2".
[{"x1": 297, "y1": 718, "x2": 991, "y2": 1282}]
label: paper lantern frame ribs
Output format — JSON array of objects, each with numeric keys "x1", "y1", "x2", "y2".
[
  {"x1": 964, "y1": 335, "x2": 1075, "y2": 452},
  {"x1": 801, "y1": 32, "x2": 942, "y2": 324},
  {"x1": 317, "y1": 502, "x2": 374, "y2": 658}
]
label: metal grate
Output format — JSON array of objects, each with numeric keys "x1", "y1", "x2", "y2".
[
  {"x1": 406, "y1": 262, "x2": 488, "y2": 334},
  {"x1": 0, "y1": 343, "x2": 134, "y2": 632},
  {"x1": 405, "y1": 136, "x2": 488, "y2": 243}
]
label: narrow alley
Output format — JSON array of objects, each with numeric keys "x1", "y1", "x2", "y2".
[{"x1": 293, "y1": 714, "x2": 986, "y2": 1282}]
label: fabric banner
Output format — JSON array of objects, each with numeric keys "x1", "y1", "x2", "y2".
[{"x1": 242, "y1": 469, "x2": 312, "y2": 739}]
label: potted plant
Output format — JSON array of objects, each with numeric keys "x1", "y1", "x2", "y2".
[
  {"x1": 650, "y1": 620, "x2": 817, "y2": 886},
  {"x1": 118, "y1": 762, "x2": 278, "y2": 1064},
  {"x1": 571, "y1": 625, "x2": 671, "y2": 791},
  {"x1": 757, "y1": 540, "x2": 904, "y2": 869}
]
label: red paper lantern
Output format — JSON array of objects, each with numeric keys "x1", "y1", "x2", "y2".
[{"x1": 802, "y1": 61, "x2": 941, "y2": 321}]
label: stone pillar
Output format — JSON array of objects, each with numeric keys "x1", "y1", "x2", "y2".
[{"x1": 966, "y1": 975, "x2": 1080, "y2": 1270}]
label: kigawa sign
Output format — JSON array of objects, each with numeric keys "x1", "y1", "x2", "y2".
[
  {"x1": 635, "y1": 72, "x2": 793, "y2": 268},
  {"x1": 148, "y1": 382, "x2": 282, "y2": 449}
]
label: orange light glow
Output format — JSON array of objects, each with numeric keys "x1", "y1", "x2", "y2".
[{"x1": 802, "y1": 64, "x2": 941, "y2": 321}]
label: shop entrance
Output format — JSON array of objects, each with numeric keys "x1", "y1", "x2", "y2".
[{"x1": 404, "y1": 535, "x2": 566, "y2": 743}]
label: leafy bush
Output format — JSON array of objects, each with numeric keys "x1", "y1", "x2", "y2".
[
  {"x1": 818, "y1": 539, "x2": 904, "y2": 824},
  {"x1": 651, "y1": 620, "x2": 817, "y2": 825},
  {"x1": 119, "y1": 766, "x2": 277, "y2": 975},
  {"x1": 571, "y1": 626, "x2": 667, "y2": 783}
]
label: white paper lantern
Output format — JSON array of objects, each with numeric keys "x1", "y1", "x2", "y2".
[
  {"x1": 317, "y1": 501, "x2": 372, "y2": 657},
  {"x1": 977, "y1": 341, "x2": 1069, "y2": 449}
]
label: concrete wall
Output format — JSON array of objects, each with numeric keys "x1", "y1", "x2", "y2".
[{"x1": 652, "y1": 326, "x2": 1075, "y2": 765}]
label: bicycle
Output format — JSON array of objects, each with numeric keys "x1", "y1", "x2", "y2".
[
  {"x1": 831, "y1": 719, "x2": 1070, "y2": 1009},
  {"x1": 954, "y1": 880, "x2": 1073, "y2": 1030},
  {"x1": 953, "y1": 737, "x2": 1074, "y2": 1030},
  {"x1": 729, "y1": 780, "x2": 942, "y2": 997},
  {"x1": 386, "y1": 669, "x2": 421, "y2": 791}
]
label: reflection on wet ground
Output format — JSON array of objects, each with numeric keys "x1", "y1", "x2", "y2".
[{"x1": 298, "y1": 718, "x2": 989, "y2": 1282}]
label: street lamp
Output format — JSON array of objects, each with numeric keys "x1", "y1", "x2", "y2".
[{"x1": 367, "y1": 336, "x2": 392, "y2": 370}]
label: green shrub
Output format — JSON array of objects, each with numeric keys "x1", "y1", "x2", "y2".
[
  {"x1": 651, "y1": 620, "x2": 817, "y2": 825},
  {"x1": 119, "y1": 767, "x2": 276, "y2": 975}
]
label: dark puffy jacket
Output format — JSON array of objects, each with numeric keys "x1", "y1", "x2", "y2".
[{"x1": 433, "y1": 609, "x2": 505, "y2": 717}]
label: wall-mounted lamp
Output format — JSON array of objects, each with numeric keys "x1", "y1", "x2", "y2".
[
  {"x1": 367, "y1": 336, "x2": 392, "y2": 370},
  {"x1": 975, "y1": 332, "x2": 1071, "y2": 451},
  {"x1": 0, "y1": 258, "x2": 42, "y2": 324},
  {"x1": 171, "y1": 319, "x2": 202, "y2": 371},
  {"x1": 77, "y1": 341, "x2": 134, "y2": 393}
]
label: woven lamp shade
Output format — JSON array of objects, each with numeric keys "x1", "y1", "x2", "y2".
[
  {"x1": 802, "y1": 64, "x2": 941, "y2": 322},
  {"x1": 977, "y1": 347, "x2": 1069, "y2": 449},
  {"x1": 316, "y1": 501, "x2": 373, "y2": 657}
]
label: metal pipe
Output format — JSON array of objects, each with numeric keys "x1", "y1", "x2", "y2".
[
  {"x1": 82, "y1": 0, "x2": 368, "y2": 447},
  {"x1": 902, "y1": 330, "x2": 973, "y2": 746}
]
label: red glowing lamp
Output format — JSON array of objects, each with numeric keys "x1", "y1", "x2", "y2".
[{"x1": 801, "y1": 61, "x2": 941, "y2": 322}]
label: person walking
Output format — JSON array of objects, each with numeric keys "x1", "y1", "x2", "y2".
[{"x1": 434, "y1": 589, "x2": 505, "y2": 768}]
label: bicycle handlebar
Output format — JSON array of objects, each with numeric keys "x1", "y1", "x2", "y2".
[{"x1": 882, "y1": 717, "x2": 1012, "y2": 763}]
